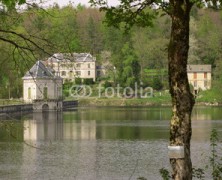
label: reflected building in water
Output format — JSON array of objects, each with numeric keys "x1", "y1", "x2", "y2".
[
  {"x1": 191, "y1": 107, "x2": 212, "y2": 142},
  {"x1": 22, "y1": 107, "x2": 216, "y2": 142},
  {"x1": 23, "y1": 111, "x2": 96, "y2": 141},
  {"x1": 63, "y1": 120, "x2": 96, "y2": 140},
  {"x1": 24, "y1": 112, "x2": 63, "y2": 141}
]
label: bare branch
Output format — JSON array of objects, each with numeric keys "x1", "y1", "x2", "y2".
[
  {"x1": 0, "y1": 29, "x2": 53, "y2": 56},
  {"x1": 0, "y1": 36, "x2": 32, "y2": 51}
]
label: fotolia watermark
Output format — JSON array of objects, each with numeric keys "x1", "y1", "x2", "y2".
[{"x1": 69, "y1": 83, "x2": 153, "y2": 98}]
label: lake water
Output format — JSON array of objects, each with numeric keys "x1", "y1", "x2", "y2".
[{"x1": 0, "y1": 106, "x2": 222, "y2": 180}]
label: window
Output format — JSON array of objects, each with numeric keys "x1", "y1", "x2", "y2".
[
  {"x1": 204, "y1": 81, "x2": 207, "y2": 87},
  {"x1": 61, "y1": 64, "x2": 66, "y2": 68},
  {"x1": 76, "y1": 71, "x2": 81, "y2": 76},
  {"x1": 194, "y1": 81, "x2": 197, "y2": 87},
  {"x1": 204, "y1": 72, "x2": 207, "y2": 79},
  {"x1": 69, "y1": 71, "x2": 73, "y2": 78},
  {"x1": 61, "y1": 71, "x2": 66, "y2": 76},
  {"x1": 76, "y1": 63, "x2": 81, "y2": 68},
  {"x1": 43, "y1": 87, "x2": 48, "y2": 99},
  {"x1": 193, "y1": 72, "x2": 197, "y2": 79},
  {"x1": 28, "y1": 87, "x2": 31, "y2": 99},
  {"x1": 88, "y1": 71, "x2": 90, "y2": 76},
  {"x1": 88, "y1": 64, "x2": 90, "y2": 68},
  {"x1": 57, "y1": 87, "x2": 62, "y2": 98}
]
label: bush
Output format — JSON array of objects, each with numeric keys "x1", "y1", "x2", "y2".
[
  {"x1": 63, "y1": 81, "x2": 73, "y2": 90},
  {"x1": 152, "y1": 77, "x2": 163, "y2": 91},
  {"x1": 83, "y1": 78, "x2": 94, "y2": 85},
  {"x1": 63, "y1": 89, "x2": 70, "y2": 97},
  {"x1": 75, "y1": 77, "x2": 82, "y2": 84},
  {"x1": 103, "y1": 80, "x2": 112, "y2": 88}
]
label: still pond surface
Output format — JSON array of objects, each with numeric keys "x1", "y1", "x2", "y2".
[{"x1": 0, "y1": 106, "x2": 222, "y2": 180}]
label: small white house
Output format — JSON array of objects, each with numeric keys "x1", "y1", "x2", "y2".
[
  {"x1": 187, "y1": 65, "x2": 211, "y2": 92},
  {"x1": 23, "y1": 61, "x2": 63, "y2": 111}
]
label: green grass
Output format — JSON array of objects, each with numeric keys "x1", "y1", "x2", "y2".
[
  {"x1": 73, "y1": 91, "x2": 172, "y2": 107},
  {"x1": 0, "y1": 99, "x2": 24, "y2": 106},
  {"x1": 196, "y1": 88, "x2": 222, "y2": 104}
]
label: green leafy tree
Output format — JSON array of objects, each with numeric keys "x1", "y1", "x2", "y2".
[
  {"x1": 188, "y1": 17, "x2": 200, "y2": 64},
  {"x1": 152, "y1": 77, "x2": 163, "y2": 91},
  {"x1": 195, "y1": 10, "x2": 222, "y2": 68},
  {"x1": 0, "y1": 4, "x2": 54, "y2": 98},
  {"x1": 90, "y1": 0, "x2": 222, "y2": 179},
  {"x1": 0, "y1": 0, "x2": 25, "y2": 10},
  {"x1": 76, "y1": 7, "x2": 104, "y2": 55},
  {"x1": 119, "y1": 42, "x2": 140, "y2": 88}
]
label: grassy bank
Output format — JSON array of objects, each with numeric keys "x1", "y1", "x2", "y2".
[
  {"x1": 71, "y1": 89, "x2": 222, "y2": 107},
  {"x1": 1, "y1": 87, "x2": 221, "y2": 107},
  {"x1": 76, "y1": 96, "x2": 172, "y2": 107},
  {"x1": 196, "y1": 88, "x2": 222, "y2": 105},
  {"x1": 0, "y1": 99, "x2": 24, "y2": 106}
]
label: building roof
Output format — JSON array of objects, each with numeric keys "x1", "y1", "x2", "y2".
[
  {"x1": 187, "y1": 65, "x2": 211, "y2": 73},
  {"x1": 23, "y1": 61, "x2": 60, "y2": 79},
  {"x1": 47, "y1": 53, "x2": 96, "y2": 63}
]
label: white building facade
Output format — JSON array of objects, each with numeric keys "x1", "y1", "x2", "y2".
[
  {"x1": 46, "y1": 53, "x2": 97, "y2": 82},
  {"x1": 187, "y1": 64, "x2": 211, "y2": 93},
  {"x1": 23, "y1": 61, "x2": 63, "y2": 110}
]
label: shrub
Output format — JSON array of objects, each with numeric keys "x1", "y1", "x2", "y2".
[
  {"x1": 75, "y1": 77, "x2": 82, "y2": 84},
  {"x1": 152, "y1": 77, "x2": 163, "y2": 91},
  {"x1": 83, "y1": 78, "x2": 94, "y2": 85},
  {"x1": 103, "y1": 80, "x2": 112, "y2": 88}
]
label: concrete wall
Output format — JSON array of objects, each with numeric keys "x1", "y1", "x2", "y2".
[
  {"x1": 33, "y1": 100, "x2": 63, "y2": 111},
  {"x1": 63, "y1": 100, "x2": 78, "y2": 109},
  {"x1": 0, "y1": 104, "x2": 33, "y2": 114},
  {"x1": 0, "y1": 100, "x2": 78, "y2": 114},
  {"x1": 32, "y1": 100, "x2": 78, "y2": 111}
]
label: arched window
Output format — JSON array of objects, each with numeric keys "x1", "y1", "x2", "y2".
[
  {"x1": 69, "y1": 71, "x2": 73, "y2": 78},
  {"x1": 28, "y1": 87, "x2": 31, "y2": 99},
  {"x1": 43, "y1": 87, "x2": 48, "y2": 99}
]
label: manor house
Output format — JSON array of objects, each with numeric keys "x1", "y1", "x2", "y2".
[{"x1": 46, "y1": 53, "x2": 97, "y2": 82}]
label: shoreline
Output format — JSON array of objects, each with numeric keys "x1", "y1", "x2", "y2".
[
  {"x1": 1, "y1": 98, "x2": 221, "y2": 109},
  {"x1": 76, "y1": 97, "x2": 222, "y2": 107}
]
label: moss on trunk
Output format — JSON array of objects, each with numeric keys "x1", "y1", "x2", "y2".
[{"x1": 168, "y1": 0, "x2": 195, "y2": 179}]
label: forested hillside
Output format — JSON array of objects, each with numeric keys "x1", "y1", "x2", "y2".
[{"x1": 0, "y1": 4, "x2": 222, "y2": 98}]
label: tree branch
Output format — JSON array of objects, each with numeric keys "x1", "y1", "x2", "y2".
[
  {"x1": 0, "y1": 29, "x2": 53, "y2": 56},
  {"x1": 0, "y1": 36, "x2": 32, "y2": 51}
]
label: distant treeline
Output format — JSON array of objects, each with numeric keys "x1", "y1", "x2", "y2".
[{"x1": 0, "y1": 4, "x2": 222, "y2": 98}]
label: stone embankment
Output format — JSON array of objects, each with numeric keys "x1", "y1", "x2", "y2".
[
  {"x1": 0, "y1": 104, "x2": 33, "y2": 114},
  {"x1": 0, "y1": 100, "x2": 78, "y2": 115}
]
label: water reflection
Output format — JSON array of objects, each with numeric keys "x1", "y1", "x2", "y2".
[
  {"x1": 19, "y1": 106, "x2": 222, "y2": 142},
  {"x1": 1, "y1": 107, "x2": 222, "y2": 142},
  {"x1": 1, "y1": 107, "x2": 222, "y2": 179},
  {"x1": 23, "y1": 109, "x2": 171, "y2": 141},
  {"x1": 24, "y1": 112, "x2": 63, "y2": 141}
]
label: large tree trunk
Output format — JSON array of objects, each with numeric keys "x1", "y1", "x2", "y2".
[{"x1": 168, "y1": 0, "x2": 195, "y2": 179}]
